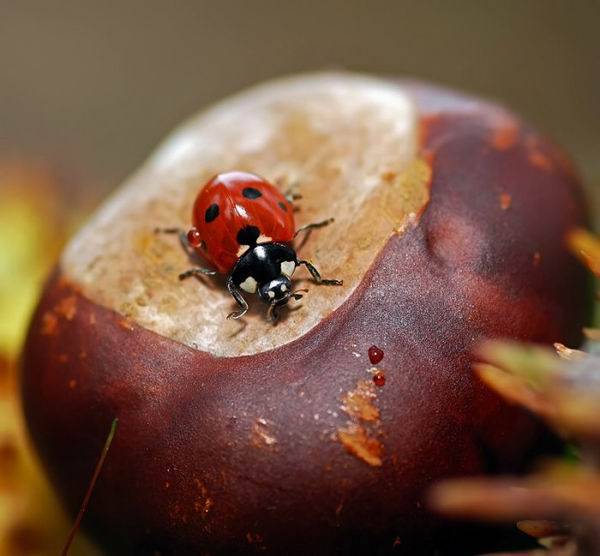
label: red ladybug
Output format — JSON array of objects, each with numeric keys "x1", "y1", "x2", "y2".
[{"x1": 158, "y1": 171, "x2": 342, "y2": 321}]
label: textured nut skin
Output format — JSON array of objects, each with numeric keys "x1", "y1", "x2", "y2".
[{"x1": 23, "y1": 76, "x2": 589, "y2": 555}]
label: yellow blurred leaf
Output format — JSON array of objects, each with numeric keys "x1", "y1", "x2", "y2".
[{"x1": 567, "y1": 228, "x2": 600, "y2": 277}]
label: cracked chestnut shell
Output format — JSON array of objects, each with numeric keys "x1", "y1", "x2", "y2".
[{"x1": 22, "y1": 74, "x2": 589, "y2": 555}]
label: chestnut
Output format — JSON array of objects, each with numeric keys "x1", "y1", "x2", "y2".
[{"x1": 22, "y1": 73, "x2": 589, "y2": 554}]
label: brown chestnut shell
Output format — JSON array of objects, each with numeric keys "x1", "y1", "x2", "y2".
[{"x1": 22, "y1": 75, "x2": 589, "y2": 555}]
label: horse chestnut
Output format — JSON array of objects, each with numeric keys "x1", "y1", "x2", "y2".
[{"x1": 22, "y1": 73, "x2": 589, "y2": 554}]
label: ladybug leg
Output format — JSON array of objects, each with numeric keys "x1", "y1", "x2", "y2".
[
  {"x1": 294, "y1": 217, "x2": 334, "y2": 238},
  {"x1": 154, "y1": 227, "x2": 195, "y2": 258},
  {"x1": 284, "y1": 181, "x2": 302, "y2": 203},
  {"x1": 226, "y1": 276, "x2": 249, "y2": 320},
  {"x1": 179, "y1": 268, "x2": 217, "y2": 280},
  {"x1": 297, "y1": 259, "x2": 343, "y2": 286},
  {"x1": 285, "y1": 190, "x2": 302, "y2": 203},
  {"x1": 157, "y1": 227, "x2": 217, "y2": 275}
]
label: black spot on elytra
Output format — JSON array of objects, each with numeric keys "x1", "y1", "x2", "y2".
[
  {"x1": 242, "y1": 187, "x2": 262, "y2": 199},
  {"x1": 236, "y1": 225, "x2": 261, "y2": 246},
  {"x1": 278, "y1": 201, "x2": 288, "y2": 212},
  {"x1": 205, "y1": 203, "x2": 219, "y2": 223}
]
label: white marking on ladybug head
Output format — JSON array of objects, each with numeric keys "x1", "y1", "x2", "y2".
[
  {"x1": 237, "y1": 244, "x2": 250, "y2": 257},
  {"x1": 257, "y1": 234, "x2": 272, "y2": 244},
  {"x1": 240, "y1": 276, "x2": 258, "y2": 293},
  {"x1": 267, "y1": 290, "x2": 275, "y2": 299},
  {"x1": 281, "y1": 260, "x2": 295, "y2": 277},
  {"x1": 280, "y1": 284, "x2": 288, "y2": 292}
]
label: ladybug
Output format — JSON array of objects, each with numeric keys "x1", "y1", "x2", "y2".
[{"x1": 158, "y1": 171, "x2": 343, "y2": 321}]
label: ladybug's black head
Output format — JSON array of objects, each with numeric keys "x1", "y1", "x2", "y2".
[
  {"x1": 259, "y1": 275, "x2": 293, "y2": 307},
  {"x1": 259, "y1": 275, "x2": 308, "y2": 321}
]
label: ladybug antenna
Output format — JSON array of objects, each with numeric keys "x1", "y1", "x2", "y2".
[{"x1": 61, "y1": 417, "x2": 119, "y2": 556}]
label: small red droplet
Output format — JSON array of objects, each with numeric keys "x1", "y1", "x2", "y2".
[
  {"x1": 368, "y1": 345, "x2": 384, "y2": 364},
  {"x1": 187, "y1": 227, "x2": 202, "y2": 247},
  {"x1": 373, "y1": 370, "x2": 386, "y2": 387}
]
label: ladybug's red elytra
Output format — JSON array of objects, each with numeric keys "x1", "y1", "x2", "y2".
[{"x1": 157, "y1": 171, "x2": 343, "y2": 321}]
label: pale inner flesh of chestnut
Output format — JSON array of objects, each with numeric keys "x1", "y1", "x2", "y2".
[{"x1": 62, "y1": 73, "x2": 428, "y2": 356}]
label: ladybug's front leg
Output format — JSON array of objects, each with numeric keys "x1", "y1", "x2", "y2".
[
  {"x1": 179, "y1": 268, "x2": 217, "y2": 280},
  {"x1": 154, "y1": 227, "x2": 196, "y2": 258},
  {"x1": 156, "y1": 227, "x2": 217, "y2": 278},
  {"x1": 284, "y1": 183, "x2": 302, "y2": 204},
  {"x1": 297, "y1": 259, "x2": 343, "y2": 286},
  {"x1": 294, "y1": 217, "x2": 334, "y2": 238},
  {"x1": 226, "y1": 276, "x2": 249, "y2": 320}
]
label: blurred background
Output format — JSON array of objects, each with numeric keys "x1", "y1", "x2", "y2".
[
  {"x1": 0, "y1": 1, "x2": 598, "y2": 554},
  {"x1": 2, "y1": 1, "x2": 599, "y2": 190}
]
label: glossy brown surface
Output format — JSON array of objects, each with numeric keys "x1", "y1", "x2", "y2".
[{"x1": 22, "y1": 77, "x2": 589, "y2": 555}]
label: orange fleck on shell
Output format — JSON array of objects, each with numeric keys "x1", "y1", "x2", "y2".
[
  {"x1": 193, "y1": 479, "x2": 213, "y2": 516},
  {"x1": 529, "y1": 151, "x2": 553, "y2": 172},
  {"x1": 337, "y1": 424, "x2": 383, "y2": 467},
  {"x1": 118, "y1": 318, "x2": 135, "y2": 331},
  {"x1": 40, "y1": 312, "x2": 58, "y2": 335},
  {"x1": 339, "y1": 379, "x2": 383, "y2": 465},
  {"x1": 55, "y1": 295, "x2": 77, "y2": 320},
  {"x1": 341, "y1": 380, "x2": 380, "y2": 422},
  {"x1": 499, "y1": 192, "x2": 512, "y2": 210},
  {"x1": 251, "y1": 418, "x2": 277, "y2": 448},
  {"x1": 490, "y1": 121, "x2": 519, "y2": 151}
]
